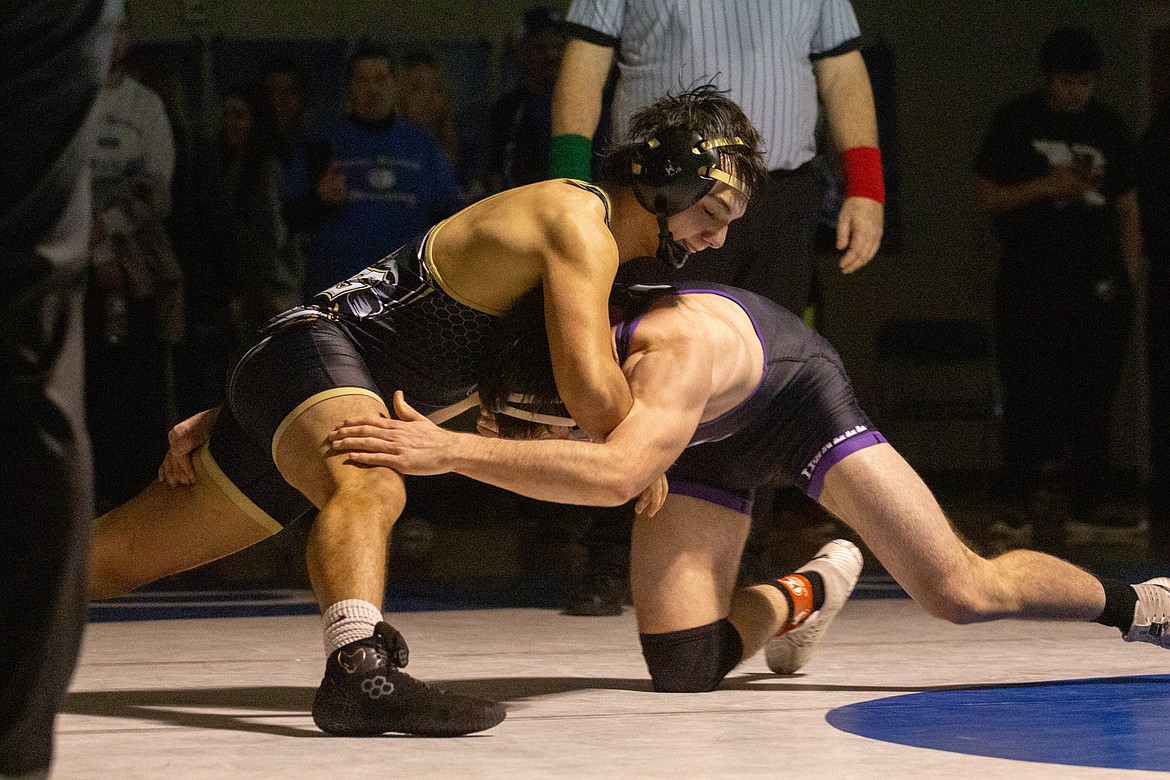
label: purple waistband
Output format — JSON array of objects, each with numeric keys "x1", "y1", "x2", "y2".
[{"x1": 667, "y1": 479, "x2": 753, "y2": 515}]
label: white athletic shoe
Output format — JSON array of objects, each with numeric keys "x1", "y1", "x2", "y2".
[
  {"x1": 1124, "y1": 577, "x2": 1170, "y2": 648},
  {"x1": 765, "y1": 539, "x2": 863, "y2": 675}
]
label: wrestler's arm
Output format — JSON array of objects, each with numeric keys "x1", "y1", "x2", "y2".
[
  {"x1": 537, "y1": 209, "x2": 633, "y2": 439},
  {"x1": 332, "y1": 339, "x2": 709, "y2": 505}
]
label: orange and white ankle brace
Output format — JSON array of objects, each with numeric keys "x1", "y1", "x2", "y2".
[{"x1": 772, "y1": 573, "x2": 815, "y2": 633}]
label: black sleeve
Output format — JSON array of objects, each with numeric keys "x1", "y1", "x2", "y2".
[
  {"x1": 562, "y1": 21, "x2": 619, "y2": 48},
  {"x1": 810, "y1": 36, "x2": 864, "y2": 61},
  {"x1": 1103, "y1": 112, "x2": 1137, "y2": 198}
]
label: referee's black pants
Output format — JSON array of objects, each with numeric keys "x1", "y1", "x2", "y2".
[{"x1": 1, "y1": 2, "x2": 120, "y2": 776}]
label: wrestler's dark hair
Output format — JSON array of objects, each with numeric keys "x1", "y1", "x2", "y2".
[
  {"x1": 599, "y1": 84, "x2": 768, "y2": 202},
  {"x1": 478, "y1": 285, "x2": 677, "y2": 438},
  {"x1": 477, "y1": 288, "x2": 570, "y2": 439}
]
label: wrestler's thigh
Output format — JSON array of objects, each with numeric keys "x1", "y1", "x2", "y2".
[
  {"x1": 630, "y1": 494, "x2": 751, "y2": 634},
  {"x1": 272, "y1": 392, "x2": 401, "y2": 508},
  {"x1": 92, "y1": 449, "x2": 276, "y2": 594},
  {"x1": 818, "y1": 443, "x2": 977, "y2": 603}
]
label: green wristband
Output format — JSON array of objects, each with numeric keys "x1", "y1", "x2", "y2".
[{"x1": 549, "y1": 133, "x2": 594, "y2": 181}]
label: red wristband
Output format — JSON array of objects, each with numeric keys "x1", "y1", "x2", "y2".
[{"x1": 842, "y1": 146, "x2": 885, "y2": 204}]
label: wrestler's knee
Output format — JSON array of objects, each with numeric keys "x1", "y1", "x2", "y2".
[
  {"x1": 913, "y1": 557, "x2": 997, "y2": 625},
  {"x1": 919, "y1": 588, "x2": 987, "y2": 625},
  {"x1": 326, "y1": 464, "x2": 406, "y2": 529},
  {"x1": 640, "y1": 619, "x2": 743, "y2": 693}
]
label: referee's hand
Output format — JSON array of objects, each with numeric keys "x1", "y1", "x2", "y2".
[{"x1": 836, "y1": 196, "x2": 883, "y2": 274}]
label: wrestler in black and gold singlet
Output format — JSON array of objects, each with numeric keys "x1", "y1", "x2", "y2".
[{"x1": 204, "y1": 181, "x2": 611, "y2": 529}]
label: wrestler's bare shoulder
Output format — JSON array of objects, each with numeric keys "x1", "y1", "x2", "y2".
[
  {"x1": 425, "y1": 181, "x2": 617, "y2": 312},
  {"x1": 484, "y1": 179, "x2": 608, "y2": 217},
  {"x1": 629, "y1": 294, "x2": 763, "y2": 417},
  {"x1": 442, "y1": 180, "x2": 611, "y2": 253}
]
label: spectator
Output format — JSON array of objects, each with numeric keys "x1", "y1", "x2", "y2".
[
  {"x1": 399, "y1": 49, "x2": 461, "y2": 173},
  {"x1": 1, "y1": 2, "x2": 119, "y2": 776},
  {"x1": 1138, "y1": 96, "x2": 1170, "y2": 560},
  {"x1": 86, "y1": 11, "x2": 183, "y2": 510},
  {"x1": 283, "y1": 41, "x2": 463, "y2": 296},
  {"x1": 260, "y1": 56, "x2": 312, "y2": 166},
  {"x1": 486, "y1": 6, "x2": 568, "y2": 192},
  {"x1": 974, "y1": 26, "x2": 1142, "y2": 550},
  {"x1": 196, "y1": 84, "x2": 292, "y2": 342},
  {"x1": 398, "y1": 48, "x2": 487, "y2": 202},
  {"x1": 548, "y1": 0, "x2": 885, "y2": 614},
  {"x1": 125, "y1": 46, "x2": 215, "y2": 420},
  {"x1": 124, "y1": 42, "x2": 197, "y2": 254},
  {"x1": 256, "y1": 56, "x2": 312, "y2": 333}
]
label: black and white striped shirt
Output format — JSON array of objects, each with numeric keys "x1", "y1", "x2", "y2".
[{"x1": 565, "y1": 0, "x2": 863, "y2": 171}]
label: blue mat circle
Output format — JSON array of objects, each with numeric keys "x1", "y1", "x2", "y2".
[{"x1": 827, "y1": 675, "x2": 1170, "y2": 771}]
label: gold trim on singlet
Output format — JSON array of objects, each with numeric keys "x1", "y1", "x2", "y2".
[
  {"x1": 421, "y1": 179, "x2": 613, "y2": 317},
  {"x1": 196, "y1": 443, "x2": 283, "y2": 535},
  {"x1": 419, "y1": 215, "x2": 507, "y2": 315},
  {"x1": 562, "y1": 178, "x2": 613, "y2": 224},
  {"x1": 269, "y1": 387, "x2": 385, "y2": 464}
]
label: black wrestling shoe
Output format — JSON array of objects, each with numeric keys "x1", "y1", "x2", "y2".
[
  {"x1": 312, "y1": 622, "x2": 505, "y2": 737},
  {"x1": 562, "y1": 562, "x2": 630, "y2": 616}
]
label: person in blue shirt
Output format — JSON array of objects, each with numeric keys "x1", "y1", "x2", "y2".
[{"x1": 283, "y1": 41, "x2": 463, "y2": 296}]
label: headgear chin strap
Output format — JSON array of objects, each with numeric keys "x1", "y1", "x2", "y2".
[
  {"x1": 631, "y1": 128, "x2": 749, "y2": 269},
  {"x1": 655, "y1": 212, "x2": 691, "y2": 270}
]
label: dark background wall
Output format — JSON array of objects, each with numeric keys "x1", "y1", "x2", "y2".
[{"x1": 129, "y1": 0, "x2": 1168, "y2": 475}]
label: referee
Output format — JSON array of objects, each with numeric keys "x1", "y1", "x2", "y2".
[
  {"x1": 2, "y1": 2, "x2": 121, "y2": 777},
  {"x1": 549, "y1": 0, "x2": 885, "y2": 612}
]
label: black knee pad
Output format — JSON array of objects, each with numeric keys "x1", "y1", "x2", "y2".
[{"x1": 639, "y1": 618, "x2": 743, "y2": 693}]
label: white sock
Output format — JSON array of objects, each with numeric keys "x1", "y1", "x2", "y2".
[{"x1": 322, "y1": 599, "x2": 383, "y2": 654}]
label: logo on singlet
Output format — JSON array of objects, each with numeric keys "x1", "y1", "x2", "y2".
[
  {"x1": 800, "y1": 424, "x2": 870, "y2": 481},
  {"x1": 317, "y1": 263, "x2": 396, "y2": 302}
]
